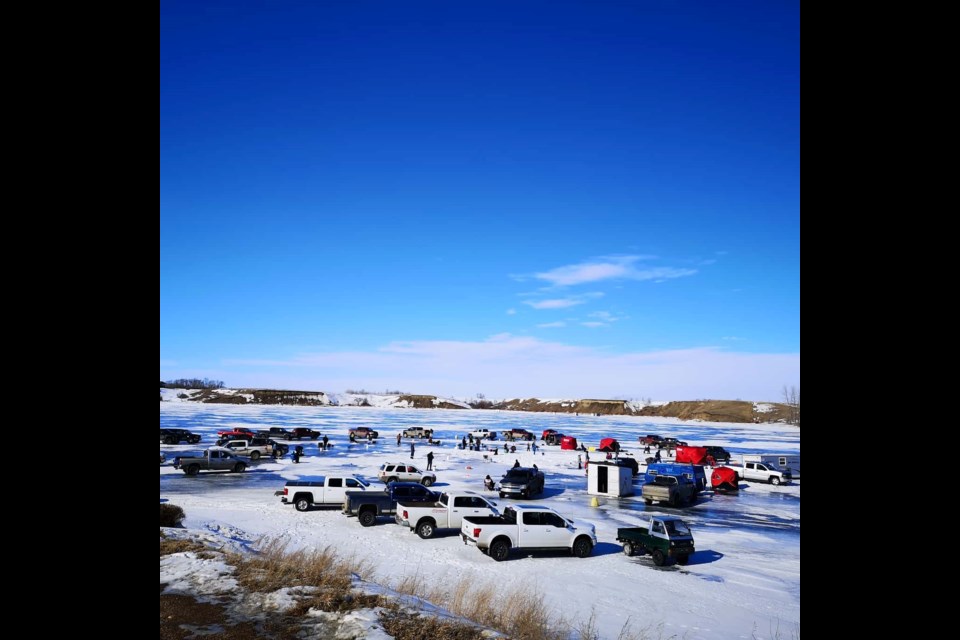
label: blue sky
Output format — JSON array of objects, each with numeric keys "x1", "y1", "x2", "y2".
[{"x1": 160, "y1": 0, "x2": 800, "y2": 400}]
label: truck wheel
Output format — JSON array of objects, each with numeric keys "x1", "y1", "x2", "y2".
[
  {"x1": 295, "y1": 498, "x2": 311, "y2": 512},
  {"x1": 421, "y1": 477, "x2": 434, "y2": 487},
  {"x1": 185, "y1": 464, "x2": 200, "y2": 476},
  {"x1": 652, "y1": 550, "x2": 666, "y2": 566},
  {"x1": 416, "y1": 520, "x2": 435, "y2": 539},
  {"x1": 622, "y1": 541, "x2": 635, "y2": 557},
  {"x1": 670, "y1": 494, "x2": 679, "y2": 507},
  {"x1": 251, "y1": 451, "x2": 261, "y2": 460},
  {"x1": 572, "y1": 536, "x2": 593, "y2": 558},
  {"x1": 770, "y1": 476, "x2": 781, "y2": 485},
  {"x1": 387, "y1": 477, "x2": 399, "y2": 484},
  {"x1": 312, "y1": 435, "x2": 319, "y2": 439},
  {"x1": 359, "y1": 510, "x2": 376, "y2": 527},
  {"x1": 677, "y1": 554, "x2": 690, "y2": 565},
  {"x1": 644, "y1": 498, "x2": 653, "y2": 505},
  {"x1": 490, "y1": 539, "x2": 511, "y2": 562},
  {"x1": 233, "y1": 463, "x2": 246, "y2": 473},
  {"x1": 165, "y1": 437, "x2": 176, "y2": 445},
  {"x1": 499, "y1": 492, "x2": 506, "y2": 499}
]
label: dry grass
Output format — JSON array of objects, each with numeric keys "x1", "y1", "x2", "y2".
[
  {"x1": 228, "y1": 538, "x2": 379, "y2": 613},
  {"x1": 160, "y1": 538, "x2": 207, "y2": 556},
  {"x1": 379, "y1": 608, "x2": 484, "y2": 640},
  {"x1": 391, "y1": 572, "x2": 554, "y2": 639}
]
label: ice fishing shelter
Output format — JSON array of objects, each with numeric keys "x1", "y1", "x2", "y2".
[
  {"x1": 598, "y1": 437, "x2": 620, "y2": 452},
  {"x1": 560, "y1": 436, "x2": 578, "y2": 450},
  {"x1": 676, "y1": 445, "x2": 708, "y2": 465},
  {"x1": 711, "y1": 466, "x2": 739, "y2": 492},
  {"x1": 587, "y1": 460, "x2": 633, "y2": 497}
]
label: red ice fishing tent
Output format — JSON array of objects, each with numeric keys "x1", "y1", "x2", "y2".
[
  {"x1": 560, "y1": 436, "x2": 578, "y2": 450},
  {"x1": 711, "y1": 466, "x2": 739, "y2": 492},
  {"x1": 598, "y1": 438, "x2": 620, "y2": 452},
  {"x1": 676, "y1": 445, "x2": 709, "y2": 465}
]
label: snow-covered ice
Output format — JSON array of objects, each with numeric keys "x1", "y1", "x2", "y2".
[{"x1": 160, "y1": 404, "x2": 799, "y2": 639}]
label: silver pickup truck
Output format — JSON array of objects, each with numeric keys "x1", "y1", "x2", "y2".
[{"x1": 173, "y1": 447, "x2": 247, "y2": 475}]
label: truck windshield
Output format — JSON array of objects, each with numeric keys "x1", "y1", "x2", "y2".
[{"x1": 665, "y1": 520, "x2": 691, "y2": 536}]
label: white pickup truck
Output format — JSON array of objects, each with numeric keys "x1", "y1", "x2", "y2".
[
  {"x1": 470, "y1": 428, "x2": 496, "y2": 440},
  {"x1": 460, "y1": 505, "x2": 597, "y2": 561},
  {"x1": 396, "y1": 491, "x2": 499, "y2": 539},
  {"x1": 739, "y1": 459, "x2": 793, "y2": 485},
  {"x1": 280, "y1": 476, "x2": 371, "y2": 511}
]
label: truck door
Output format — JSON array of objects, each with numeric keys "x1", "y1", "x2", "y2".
[{"x1": 325, "y1": 478, "x2": 344, "y2": 504}]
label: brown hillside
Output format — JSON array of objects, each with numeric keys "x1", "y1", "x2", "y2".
[
  {"x1": 492, "y1": 398, "x2": 795, "y2": 424},
  {"x1": 398, "y1": 395, "x2": 467, "y2": 410},
  {"x1": 196, "y1": 389, "x2": 332, "y2": 406}
]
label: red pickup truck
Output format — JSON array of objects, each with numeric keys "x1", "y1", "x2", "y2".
[{"x1": 291, "y1": 427, "x2": 320, "y2": 439}]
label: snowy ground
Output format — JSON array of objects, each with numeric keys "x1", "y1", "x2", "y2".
[{"x1": 160, "y1": 404, "x2": 800, "y2": 639}]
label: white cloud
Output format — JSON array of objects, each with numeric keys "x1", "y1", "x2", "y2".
[
  {"x1": 534, "y1": 255, "x2": 696, "y2": 286},
  {"x1": 523, "y1": 292, "x2": 603, "y2": 310},
  {"x1": 537, "y1": 321, "x2": 567, "y2": 328},
  {"x1": 588, "y1": 311, "x2": 627, "y2": 322},
  {"x1": 581, "y1": 322, "x2": 606, "y2": 328},
  {"x1": 506, "y1": 308, "x2": 517, "y2": 315},
  {"x1": 221, "y1": 336, "x2": 800, "y2": 401},
  {"x1": 722, "y1": 336, "x2": 746, "y2": 341}
]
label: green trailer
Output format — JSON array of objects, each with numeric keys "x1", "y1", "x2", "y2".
[{"x1": 617, "y1": 517, "x2": 695, "y2": 566}]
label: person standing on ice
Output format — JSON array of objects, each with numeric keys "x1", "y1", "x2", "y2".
[
  {"x1": 397, "y1": 433, "x2": 402, "y2": 446},
  {"x1": 410, "y1": 442, "x2": 415, "y2": 459},
  {"x1": 426, "y1": 451, "x2": 434, "y2": 471},
  {"x1": 322, "y1": 434, "x2": 329, "y2": 451}
]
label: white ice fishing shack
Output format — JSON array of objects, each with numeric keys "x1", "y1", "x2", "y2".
[
  {"x1": 742, "y1": 454, "x2": 801, "y2": 476},
  {"x1": 587, "y1": 460, "x2": 634, "y2": 497}
]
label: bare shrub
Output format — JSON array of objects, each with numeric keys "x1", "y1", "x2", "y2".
[{"x1": 160, "y1": 503, "x2": 185, "y2": 527}]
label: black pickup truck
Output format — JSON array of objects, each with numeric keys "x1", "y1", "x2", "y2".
[
  {"x1": 342, "y1": 482, "x2": 438, "y2": 526},
  {"x1": 160, "y1": 428, "x2": 202, "y2": 444}
]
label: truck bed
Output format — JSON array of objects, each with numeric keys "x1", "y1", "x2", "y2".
[
  {"x1": 616, "y1": 527, "x2": 650, "y2": 541},
  {"x1": 462, "y1": 514, "x2": 515, "y2": 526}
]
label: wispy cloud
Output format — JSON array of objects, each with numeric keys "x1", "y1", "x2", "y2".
[
  {"x1": 589, "y1": 311, "x2": 626, "y2": 322},
  {"x1": 506, "y1": 308, "x2": 517, "y2": 315},
  {"x1": 523, "y1": 292, "x2": 603, "y2": 310},
  {"x1": 534, "y1": 255, "x2": 696, "y2": 287},
  {"x1": 722, "y1": 336, "x2": 746, "y2": 341},
  {"x1": 537, "y1": 321, "x2": 567, "y2": 328},
  {"x1": 220, "y1": 336, "x2": 800, "y2": 401},
  {"x1": 581, "y1": 321, "x2": 606, "y2": 328}
]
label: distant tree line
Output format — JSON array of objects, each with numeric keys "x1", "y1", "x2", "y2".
[
  {"x1": 469, "y1": 393, "x2": 495, "y2": 409},
  {"x1": 162, "y1": 378, "x2": 225, "y2": 390},
  {"x1": 782, "y1": 385, "x2": 800, "y2": 426}
]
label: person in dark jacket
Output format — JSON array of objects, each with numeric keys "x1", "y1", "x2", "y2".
[
  {"x1": 513, "y1": 459, "x2": 521, "y2": 468},
  {"x1": 426, "y1": 451, "x2": 434, "y2": 470}
]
